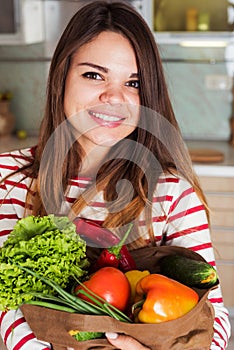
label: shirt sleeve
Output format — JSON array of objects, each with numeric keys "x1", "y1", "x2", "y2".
[
  {"x1": 163, "y1": 177, "x2": 231, "y2": 350},
  {"x1": 0, "y1": 173, "x2": 51, "y2": 350},
  {"x1": 0, "y1": 309, "x2": 51, "y2": 350}
]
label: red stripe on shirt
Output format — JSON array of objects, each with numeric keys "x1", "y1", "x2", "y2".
[
  {"x1": 191, "y1": 242, "x2": 212, "y2": 252},
  {"x1": 3, "y1": 198, "x2": 26, "y2": 207},
  {"x1": 68, "y1": 180, "x2": 89, "y2": 188},
  {"x1": 70, "y1": 176, "x2": 92, "y2": 182},
  {"x1": 214, "y1": 317, "x2": 228, "y2": 347},
  {"x1": 4, "y1": 317, "x2": 25, "y2": 344},
  {"x1": 158, "y1": 177, "x2": 179, "y2": 183},
  {"x1": 13, "y1": 332, "x2": 35, "y2": 350},
  {"x1": 165, "y1": 223, "x2": 209, "y2": 241},
  {"x1": 89, "y1": 201, "x2": 107, "y2": 208},
  {"x1": 0, "y1": 184, "x2": 7, "y2": 189},
  {"x1": 188, "y1": 242, "x2": 213, "y2": 252},
  {"x1": 153, "y1": 195, "x2": 173, "y2": 203},
  {"x1": 212, "y1": 338, "x2": 222, "y2": 348},
  {"x1": 209, "y1": 297, "x2": 224, "y2": 304},
  {"x1": 0, "y1": 213, "x2": 18, "y2": 220},
  {"x1": 0, "y1": 311, "x2": 7, "y2": 326},
  {"x1": 0, "y1": 164, "x2": 19, "y2": 171},
  {"x1": 0, "y1": 153, "x2": 31, "y2": 162},
  {"x1": 213, "y1": 327, "x2": 227, "y2": 347},
  {"x1": 0, "y1": 229, "x2": 13, "y2": 236},
  {"x1": 5, "y1": 179, "x2": 29, "y2": 190},
  {"x1": 11, "y1": 198, "x2": 32, "y2": 209},
  {"x1": 139, "y1": 215, "x2": 167, "y2": 226},
  {"x1": 65, "y1": 196, "x2": 106, "y2": 209},
  {"x1": 0, "y1": 199, "x2": 13, "y2": 205},
  {"x1": 168, "y1": 187, "x2": 194, "y2": 214},
  {"x1": 168, "y1": 205, "x2": 204, "y2": 222},
  {"x1": 152, "y1": 215, "x2": 167, "y2": 223},
  {"x1": 65, "y1": 197, "x2": 75, "y2": 203},
  {"x1": 0, "y1": 152, "x2": 13, "y2": 157}
]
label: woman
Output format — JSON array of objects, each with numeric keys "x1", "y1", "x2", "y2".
[{"x1": 0, "y1": 1, "x2": 231, "y2": 350}]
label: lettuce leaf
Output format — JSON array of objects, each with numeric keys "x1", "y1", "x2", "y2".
[
  {"x1": 0, "y1": 215, "x2": 89, "y2": 311},
  {"x1": 71, "y1": 331, "x2": 104, "y2": 341}
]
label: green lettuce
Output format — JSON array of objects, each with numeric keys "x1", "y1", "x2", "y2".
[
  {"x1": 72, "y1": 331, "x2": 104, "y2": 341},
  {"x1": 0, "y1": 215, "x2": 89, "y2": 311}
]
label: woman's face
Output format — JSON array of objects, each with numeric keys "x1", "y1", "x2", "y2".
[{"x1": 64, "y1": 31, "x2": 140, "y2": 153}]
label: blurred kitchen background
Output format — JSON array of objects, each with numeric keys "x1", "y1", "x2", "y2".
[
  {"x1": 0, "y1": 0, "x2": 234, "y2": 348},
  {"x1": 0, "y1": 0, "x2": 234, "y2": 140}
]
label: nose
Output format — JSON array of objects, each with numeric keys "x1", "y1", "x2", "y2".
[{"x1": 99, "y1": 84, "x2": 125, "y2": 104}]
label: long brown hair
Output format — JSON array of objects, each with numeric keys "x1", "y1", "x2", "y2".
[{"x1": 2, "y1": 1, "x2": 209, "y2": 245}]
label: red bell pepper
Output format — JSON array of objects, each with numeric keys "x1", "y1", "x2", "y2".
[
  {"x1": 93, "y1": 224, "x2": 134, "y2": 271},
  {"x1": 73, "y1": 218, "x2": 136, "y2": 272}
]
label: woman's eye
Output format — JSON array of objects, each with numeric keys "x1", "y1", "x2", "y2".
[
  {"x1": 126, "y1": 80, "x2": 140, "y2": 89},
  {"x1": 82, "y1": 72, "x2": 102, "y2": 80}
]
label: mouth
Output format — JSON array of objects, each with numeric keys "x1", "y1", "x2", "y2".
[{"x1": 88, "y1": 110, "x2": 125, "y2": 127}]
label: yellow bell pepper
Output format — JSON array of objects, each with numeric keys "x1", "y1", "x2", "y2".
[
  {"x1": 135, "y1": 274, "x2": 199, "y2": 323},
  {"x1": 125, "y1": 269, "x2": 150, "y2": 303}
]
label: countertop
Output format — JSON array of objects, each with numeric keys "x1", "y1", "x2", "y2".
[
  {"x1": 0, "y1": 135, "x2": 38, "y2": 154},
  {"x1": 186, "y1": 140, "x2": 234, "y2": 177},
  {"x1": 0, "y1": 136, "x2": 234, "y2": 177}
]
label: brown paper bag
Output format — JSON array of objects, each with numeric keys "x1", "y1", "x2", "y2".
[{"x1": 21, "y1": 246, "x2": 216, "y2": 350}]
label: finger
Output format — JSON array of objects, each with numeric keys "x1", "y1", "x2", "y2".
[{"x1": 105, "y1": 332, "x2": 150, "y2": 350}]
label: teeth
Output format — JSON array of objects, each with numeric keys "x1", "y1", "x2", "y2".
[{"x1": 90, "y1": 111, "x2": 122, "y2": 122}]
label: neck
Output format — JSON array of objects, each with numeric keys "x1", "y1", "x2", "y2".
[{"x1": 79, "y1": 145, "x2": 111, "y2": 178}]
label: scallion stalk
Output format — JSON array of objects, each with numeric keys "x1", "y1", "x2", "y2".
[
  {"x1": 18, "y1": 265, "x2": 132, "y2": 322},
  {"x1": 25, "y1": 300, "x2": 77, "y2": 313}
]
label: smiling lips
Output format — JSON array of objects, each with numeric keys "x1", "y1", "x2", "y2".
[{"x1": 89, "y1": 110, "x2": 125, "y2": 128}]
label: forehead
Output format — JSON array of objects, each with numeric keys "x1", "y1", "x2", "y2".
[{"x1": 72, "y1": 31, "x2": 137, "y2": 69}]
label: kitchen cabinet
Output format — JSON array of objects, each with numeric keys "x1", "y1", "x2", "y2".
[
  {"x1": 153, "y1": 0, "x2": 231, "y2": 32},
  {"x1": 199, "y1": 176, "x2": 234, "y2": 308},
  {"x1": 135, "y1": 0, "x2": 234, "y2": 45},
  {"x1": 0, "y1": 0, "x2": 44, "y2": 45}
]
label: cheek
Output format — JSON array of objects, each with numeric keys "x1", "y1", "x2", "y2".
[
  {"x1": 64, "y1": 80, "x2": 74, "y2": 116},
  {"x1": 64, "y1": 84, "x2": 88, "y2": 117},
  {"x1": 129, "y1": 89, "x2": 140, "y2": 104},
  {"x1": 129, "y1": 96, "x2": 140, "y2": 125},
  {"x1": 128, "y1": 101, "x2": 140, "y2": 124},
  {"x1": 67, "y1": 85, "x2": 102, "y2": 116}
]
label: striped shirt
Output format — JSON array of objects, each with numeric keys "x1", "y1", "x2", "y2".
[{"x1": 0, "y1": 148, "x2": 231, "y2": 350}]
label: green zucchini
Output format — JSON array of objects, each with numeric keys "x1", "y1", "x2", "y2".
[{"x1": 159, "y1": 254, "x2": 218, "y2": 289}]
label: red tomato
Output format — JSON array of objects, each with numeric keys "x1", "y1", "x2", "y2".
[{"x1": 74, "y1": 267, "x2": 130, "y2": 311}]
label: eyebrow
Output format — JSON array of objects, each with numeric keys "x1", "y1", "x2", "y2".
[{"x1": 78, "y1": 62, "x2": 139, "y2": 78}]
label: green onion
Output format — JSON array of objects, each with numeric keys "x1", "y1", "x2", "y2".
[
  {"x1": 25, "y1": 300, "x2": 77, "y2": 313},
  {"x1": 18, "y1": 265, "x2": 132, "y2": 323}
]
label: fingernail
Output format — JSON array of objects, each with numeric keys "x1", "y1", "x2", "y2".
[{"x1": 105, "y1": 332, "x2": 118, "y2": 339}]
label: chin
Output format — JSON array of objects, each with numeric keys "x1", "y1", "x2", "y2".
[{"x1": 95, "y1": 137, "x2": 122, "y2": 147}]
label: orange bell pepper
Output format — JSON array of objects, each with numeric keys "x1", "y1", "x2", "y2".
[{"x1": 135, "y1": 274, "x2": 199, "y2": 323}]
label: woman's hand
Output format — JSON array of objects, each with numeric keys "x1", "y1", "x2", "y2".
[{"x1": 105, "y1": 332, "x2": 151, "y2": 350}]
